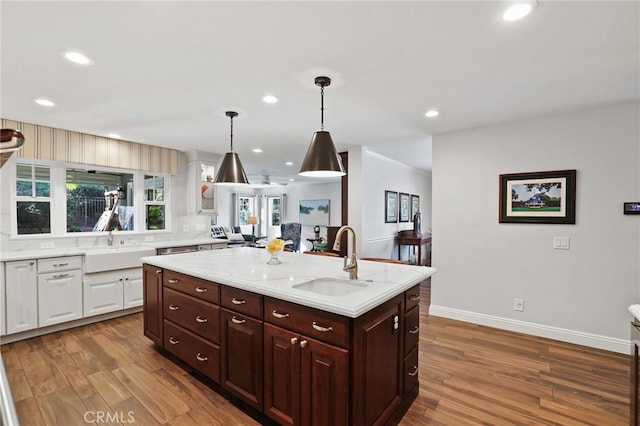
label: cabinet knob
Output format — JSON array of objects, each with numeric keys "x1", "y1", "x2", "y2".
[
  {"x1": 231, "y1": 316, "x2": 245, "y2": 324},
  {"x1": 312, "y1": 322, "x2": 333, "y2": 333},
  {"x1": 168, "y1": 337, "x2": 179, "y2": 345},
  {"x1": 196, "y1": 353, "x2": 208, "y2": 362},
  {"x1": 195, "y1": 286, "x2": 207, "y2": 293},
  {"x1": 195, "y1": 316, "x2": 208, "y2": 323},
  {"x1": 155, "y1": 269, "x2": 162, "y2": 274},
  {"x1": 409, "y1": 294, "x2": 420, "y2": 302},
  {"x1": 231, "y1": 297, "x2": 246, "y2": 305},
  {"x1": 300, "y1": 340, "x2": 308, "y2": 348},
  {"x1": 53, "y1": 273, "x2": 69, "y2": 279},
  {"x1": 272, "y1": 310, "x2": 290, "y2": 319},
  {"x1": 291, "y1": 337, "x2": 298, "y2": 345},
  {"x1": 408, "y1": 366, "x2": 418, "y2": 377},
  {"x1": 53, "y1": 262, "x2": 69, "y2": 267},
  {"x1": 168, "y1": 304, "x2": 179, "y2": 311},
  {"x1": 409, "y1": 326, "x2": 419, "y2": 334},
  {"x1": 168, "y1": 278, "x2": 179, "y2": 284}
]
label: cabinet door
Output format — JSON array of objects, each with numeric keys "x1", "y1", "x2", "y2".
[
  {"x1": 38, "y1": 269, "x2": 83, "y2": 327},
  {"x1": 123, "y1": 268, "x2": 143, "y2": 308},
  {"x1": 83, "y1": 270, "x2": 124, "y2": 317},
  {"x1": 0, "y1": 262, "x2": 5, "y2": 336},
  {"x1": 143, "y1": 264, "x2": 163, "y2": 346},
  {"x1": 5, "y1": 260, "x2": 38, "y2": 334},
  {"x1": 352, "y1": 296, "x2": 403, "y2": 425},
  {"x1": 300, "y1": 336, "x2": 349, "y2": 426},
  {"x1": 264, "y1": 323, "x2": 300, "y2": 426},
  {"x1": 221, "y1": 308, "x2": 263, "y2": 411}
]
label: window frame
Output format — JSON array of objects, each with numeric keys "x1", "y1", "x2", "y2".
[{"x1": 13, "y1": 160, "x2": 53, "y2": 236}]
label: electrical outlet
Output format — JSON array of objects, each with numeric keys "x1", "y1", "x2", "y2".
[
  {"x1": 40, "y1": 241, "x2": 55, "y2": 249},
  {"x1": 144, "y1": 236, "x2": 155, "y2": 242},
  {"x1": 183, "y1": 224, "x2": 189, "y2": 233},
  {"x1": 514, "y1": 298, "x2": 524, "y2": 312}
]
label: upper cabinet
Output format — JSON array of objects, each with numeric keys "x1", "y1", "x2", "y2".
[{"x1": 186, "y1": 151, "x2": 221, "y2": 215}]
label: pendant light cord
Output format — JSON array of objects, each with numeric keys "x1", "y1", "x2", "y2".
[
  {"x1": 320, "y1": 85, "x2": 325, "y2": 131},
  {"x1": 229, "y1": 115, "x2": 234, "y2": 152}
]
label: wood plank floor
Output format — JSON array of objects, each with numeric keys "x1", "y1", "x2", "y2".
[{"x1": 1, "y1": 280, "x2": 630, "y2": 425}]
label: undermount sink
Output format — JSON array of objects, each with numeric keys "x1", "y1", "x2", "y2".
[
  {"x1": 292, "y1": 278, "x2": 370, "y2": 297},
  {"x1": 84, "y1": 246, "x2": 156, "y2": 273}
]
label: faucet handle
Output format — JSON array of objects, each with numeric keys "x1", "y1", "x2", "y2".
[{"x1": 343, "y1": 256, "x2": 348, "y2": 269}]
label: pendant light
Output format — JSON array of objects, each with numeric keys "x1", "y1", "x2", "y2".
[
  {"x1": 299, "y1": 76, "x2": 346, "y2": 177},
  {"x1": 214, "y1": 111, "x2": 249, "y2": 185}
]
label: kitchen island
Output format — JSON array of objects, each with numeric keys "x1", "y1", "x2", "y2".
[{"x1": 142, "y1": 247, "x2": 436, "y2": 425}]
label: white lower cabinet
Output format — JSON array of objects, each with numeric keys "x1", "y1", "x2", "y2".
[
  {"x1": 37, "y1": 256, "x2": 83, "y2": 327},
  {"x1": 84, "y1": 268, "x2": 143, "y2": 316},
  {"x1": 1, "y1": 262, "x2": 6, "y2": 336},
  {"x1": 5, "y1": 260, "x2": 38, "y2": 334}
]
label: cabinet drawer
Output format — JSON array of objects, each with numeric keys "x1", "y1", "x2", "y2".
[
  {"x1": 403, "y1": 345, "x2": 419, "y2": 396},
  {"x1": 404, "y1": 284, "x2": 421, "y2": 313},
  {"x1": 38, "y1": 256, "x2": 82, "y2": 273},
  {"x1": 265, "y1": 297, "x2": 349, "y2": 348},
  {"x1": 404, "y1": 305, "x2": 420, "y2": 355},
  {"x1": 220, "y1": 286, "x2": 263, "y2": 319},
  {"x1": 164, "y1": 320, "x2": 220, "y2": 383},
  {"x1": 164, "y1": 287, "x2": 220, "y2": 343},
  {"x1": 164, "y1": 270, "x2": 219, "y2": 304}
]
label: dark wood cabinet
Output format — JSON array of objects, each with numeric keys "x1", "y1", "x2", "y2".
[
  {"x1": 142, "y1": 264, "x2": 163, "y2": 346},
  {"x1": 221, "y1": 307, "x2": 264, "y2": 411},
  {"x1": 264, "y1": 323, "x2": 300, "y2": 425}
]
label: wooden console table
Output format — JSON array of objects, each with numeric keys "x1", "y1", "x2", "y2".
[{"x1": 397, "y1": 233, "x2": 431, "y2": 266}]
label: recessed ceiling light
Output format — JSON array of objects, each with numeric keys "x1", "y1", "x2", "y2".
[
  {"x1": 35, "y1": 99, "x2": 55, "y2": 107},
  {"x1": 262, "y1": 95, "x2": 278, "y2": 104},
  {"x1": 289, "y1": 178, "x2": 295, "y2": 182},
  {"x1": 285, "y1": 161, "x2": 294, "y2": 166},
  {"x1": 252, "y1": 148, "x2": 263, "y2": 153},
  {"x1": 63, "y1": 51, "x2": 94, "y2": 65},
  {"x1": 108, "y1": 133, "x2": 121, "y2": 139},
  {"x1": 425, "y1": 110, "x2": 439, "y2": 118},
  {"x1": 502, "y1": 2, "x2": 534, "y2": 22}
]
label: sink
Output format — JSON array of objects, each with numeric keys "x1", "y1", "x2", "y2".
[
  {"x1": 292, "y1": 278, "x2": 369, "y2": 297},
  {"x1": 84, "y1": 246, "x2": 156, "y2": 273}
]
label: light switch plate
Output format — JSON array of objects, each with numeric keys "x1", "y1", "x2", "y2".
[{"x1": 553, "y1": 236, "x2": 570, "y2": 250}]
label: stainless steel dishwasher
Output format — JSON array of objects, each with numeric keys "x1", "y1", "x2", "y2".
[{"x1": 156, "y1": 244, "x2": 211, "y2": 255}]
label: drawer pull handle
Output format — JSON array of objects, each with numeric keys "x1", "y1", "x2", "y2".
[
  {"x1": 195, "y1": 316, "x2": 208, "y2": 323},
  {"x1": 195, "y1": 286, "x2": 207, "y2": 293},
  {"x1": 300, "y1": 340, "x2": 308, "y2": 348},
  {"x1": 312, "y1": 322, "x2": 333, "y2": 333},
  {"x1": 291, "y1": 337, "x2": 298, "y2": 345},
  {"x1": 53, "y1": 273, "x2": 69, "y2": 279},
  {"x1": 272, "y1": 310, "x2": 290, "y2": 319},
  {"x1": 409, "y1": 326, "x2": 419, "y2": 334},
  {"x1": 168, "y1": 337, "x2": 179, "y2": 345},
  {"x1": 408, "y1": 366, "x2": 418, "y2": 377},
  {"x1": 155, "y1": 269, "x2": 162, "y2": 274},
  {"x1": 409, "y1": 294, "x2": 420, "y2": 302},
  {"x1": 231, "y1": 297, "x2": 246, "y2": 305},
  {"x1": 168, "y1": 278, "x2": 179, "y2": 284},
  {"x1": 196, "y1": 353, "x2": 208, "y2": 362},
  {"x1": 168, "y1": 304, "x2": 179, "y2": 311},
  {"x1": 231, "y1": 316, "x2": 245, "y2": 324},
  {"x1": 53, "y1": 262, "x2": 69, "y2": 267}
]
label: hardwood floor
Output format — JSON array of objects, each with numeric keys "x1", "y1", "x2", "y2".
[{"x1": 1, "y1": 280, "x2": 630, "y2": 425}]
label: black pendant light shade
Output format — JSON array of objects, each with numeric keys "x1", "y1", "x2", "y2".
[
  {"x1": 214, "y1": 111, "x2": 249, "y2": 185},
  {"x1": 299, "y1": 76, "x2": 346, "y2": 177}
]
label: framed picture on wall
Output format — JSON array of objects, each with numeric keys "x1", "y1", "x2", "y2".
[
  {"x1": 411, "y1": 195, "x2": 420, "y2": 219},
  {"x1": 499, "y1": 169, "x2": 577, "y2": 224},
  {"x1": 299, "y1": 199, "x2": 330, "y2": 226},
  {"x1": 385, "y1": 191, "x2": 398, "y2": 223},
  {"x1": 399, "y1": 193, "x2": 410, "y2": 222}
]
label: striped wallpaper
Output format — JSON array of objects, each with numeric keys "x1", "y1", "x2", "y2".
[{"x1": 1, "y1": 118, "x2": 179, "y2": 174}]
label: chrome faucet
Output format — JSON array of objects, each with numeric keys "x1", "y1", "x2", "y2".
[
  {"x1": 107, "y1": 230, "x2": 114, "y2": 246},
  {"x1": 333, "y1": 225, "x2": 358, "y2": 280}
]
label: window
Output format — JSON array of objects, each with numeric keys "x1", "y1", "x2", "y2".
[
  {"x1": 16, "y1": 163, "x2": 51, "y2": 234},
  {"x1": 238, "y1": 195, "x2": 255, "y2": 226},
  {"x1": 145, "y1": 175, "x2": 166, "y2": 230},
  {"x1": 268, "y1": 196, "x2": 281, "y2": 226},
  {"x1": 66, "y1": 168, "x2": 134, "y2": 232}
]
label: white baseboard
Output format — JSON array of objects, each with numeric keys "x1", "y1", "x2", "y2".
[{"x1": 429, "y1": 305, "x2": 631, "y2": 355}]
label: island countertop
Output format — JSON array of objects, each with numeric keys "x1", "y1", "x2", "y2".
[{"x1": 142, "y1": 246, "x2": 436, "y2": 318}]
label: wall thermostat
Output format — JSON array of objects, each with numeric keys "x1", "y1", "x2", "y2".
[{"x1": 624, "y1": 202, "x2": 640, "y2": 215}]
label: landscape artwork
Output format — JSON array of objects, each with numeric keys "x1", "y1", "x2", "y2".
[
  {"x1": 299, "y1": 199, "x2": 330, "y2": 226},
  {"x1": 499, "y1": 170, "x2": 576, "y2": 224}
]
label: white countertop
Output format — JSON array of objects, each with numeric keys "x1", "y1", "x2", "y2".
[
  {"x1": 629, "y1": 305, "x2": 640, "y2": 322},
  {"x1": 0, "y1": 238, "x2": 228, "y2": 262},
  {"x1": 141, "y1": 247, "x2": 436, "y2": 318}
]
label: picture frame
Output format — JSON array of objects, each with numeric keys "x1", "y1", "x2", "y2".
[
  {"x1": 385, "y1": 191, "x2": 398, "y2": 223},
  {"x1": 499, "y1": 169, "x2": 577, "y2": 224},
  {"x1": 411, "y1": 194, "x2": 420, "y2": 219},
  {"x1": 399, "y1": 192, "x2": 410, "y2": 222},
  {"x1": 299, "y1": 199, "x2": 330, "y2": 226}
]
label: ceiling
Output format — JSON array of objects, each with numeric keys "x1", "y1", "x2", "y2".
[{"x1": 1, "y1": 1, "x2": 638, "y2": 186}]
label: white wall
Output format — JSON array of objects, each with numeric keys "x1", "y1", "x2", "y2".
[
  {"x1": 431, "y1": 101, "x2": 640, "y2": 353},
  {"x1": 360, "y1": 148, "x2": 432, "y2": 261}
]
